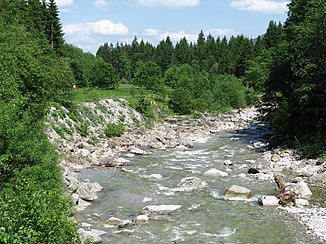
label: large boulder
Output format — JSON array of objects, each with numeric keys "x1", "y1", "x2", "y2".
[
  {"x1": 285, "y1": 179, "x2": 312, "y2": 200},
  {"x1": 76, "y1": 182, "x2": 99, "y2": 201},
  {"x1": 177, "y1": 177, "x2": 205, "y2": 192},
  {"x1": 224, "y1": 185, "x2": 253, "y2": 199}
]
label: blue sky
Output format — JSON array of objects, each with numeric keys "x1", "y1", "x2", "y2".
[{"x1": 56, "y1": 0, "x2": 289, "y2": 54}]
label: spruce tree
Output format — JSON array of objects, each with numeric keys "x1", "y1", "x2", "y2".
[{"x1": 46, "y1": 0, "x2": 64, "y2": 54}]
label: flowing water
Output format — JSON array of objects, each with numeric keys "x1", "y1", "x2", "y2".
[{"x1": 77, "y1": 123, "x2": 316, "y2": 243}]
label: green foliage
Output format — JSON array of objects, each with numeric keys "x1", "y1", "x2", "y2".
[
  {"x1": 133, "y1": 60, "x2": 164, "y2": 92},
  {"x1": 261, "y1": 0, "x2": 326, "y2": 157},
  {"x1": 0, "y1": 3, "x2": 79, "y2": 242},
  {"x1": 104, "y1": 123, "x2": 125, "y2": 138},
  {"x1": 169, "y1": 87, "x2": 193, "y2": 114}
]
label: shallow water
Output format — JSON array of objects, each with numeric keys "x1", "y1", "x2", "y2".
[{"x1": 77, "y1": 123, "x2": 316, "y2": 243}]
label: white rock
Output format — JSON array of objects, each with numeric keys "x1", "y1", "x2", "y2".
[
  {"x1": 130, "y1": 147, "x2": 146, "y2": 155},
  {"x1": 76, "y1": 198, "x2": 91, "y2": 211},
  {"x1": 116, "y1": 157, "x2": 130, "y2": 163},
  {"x1": 78, "y1": 149, "x2": 91, "y2": 157},
  {"x1": 71, "y1": 193, "x2": 79, "y2": 204},
  {"x1": 256, "y1": 173, "x2": 274, "y2": 181},
  {"x1": 238, "y1": 173, "x2": 246, "y2": 178},
  {"x1": 143, "y1": 205, "x2": 182, "y2": 214},
  {"x1": 285, "y1": 181, "x2": 312, "y2": 200},
  {"x1": 106, "y1": 217, "x2": 123, "y2": 225},
  {"x1": 178, "y1": 177, "x2": 205, "y2": 192},
  {"x1": 224, "y1": 160, "x2": 233, "y2": 166},
  {"x1": 224, "y1": 185, "x2": 253, "y2": 199},
  {"x1": 204, "y1": 168, "x2": 229, "y2": 177},
  {"x1": 295, "y1": 199, "x2": 309, "y2": 206},
  {"x1": 78, "y1": 229, "x2": 101, "y2": 243},
  {"x1": 258, "y1": 196, "x2": 279, "y2": 207},
  {"x1": 125, "y1": 153, "x2": 135, "y2": 158},
  {"x1": 81, "y1": 222, "x2": 92, "y2": 229},
  {"x1": 87, "y1": 182, "x2": 103, "y2": 192},
  {"x1": 76, "y1": 182, "x2": 98, "y2": 201},
  {"x1": 142, "y1": 197, "x2": 153, "y2": 203},
  {"x1": 134, "y1": 215, "x2": 149, "y2": 224},
  {"x1": 147, "y1": 174, "x2": 163, "y2": 180}
]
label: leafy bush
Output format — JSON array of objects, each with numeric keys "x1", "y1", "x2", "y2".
[{"x1": 104, "y1": 123, "x2": 125, "y2": 138}]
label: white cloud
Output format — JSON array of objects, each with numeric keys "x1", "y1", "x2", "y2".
[
  {"x1": 143, "y1": 28, "x2": 236, "y2": 43},
  {"x1": 230, "y1": 0, "x2": 289, "y2": 14},
  {"x1": 133, "y1": 0, "x2": 200, "y2": 8},
  {"x1": 143, "y1": 28, "x2": 197, "y2": 42},
  {"x1": 63, "y1": 20, "x2": 129, "y2": 36},
  {"x1": 55, "y1": 0, "x2": 74, "y2": 8},
  {"x1": 92, "y1": 0, "x2": 108, "y2": 8}
]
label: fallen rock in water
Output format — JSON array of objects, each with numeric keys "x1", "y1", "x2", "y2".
[
  {"x1": 142, "y1": 205, "x2": 182, "y2": 214},
  {"x1": 106, "y1": 217, "x2": 123, "y2": 226},
  {"x1": 224, "y1": 185, "x2": 253, "y2": 199},
  {"x1": 118, "y1": 220, "x2": 134, "y2": 229},
  {"x1": 177, "y1": 177, "x2": 205, "y2": 192},
  {"x1": 76, "y1": 182, "x2": 99, "y2": 201},
  {"x1": 204, "y1": 168, "x2": 229, "y2": 177},
  {"x1": 134, "y1": 215, "x2": 149, "y2": 224},
  {"x1": 258, "y1": 196, "x2": 279, "y2": 207}
]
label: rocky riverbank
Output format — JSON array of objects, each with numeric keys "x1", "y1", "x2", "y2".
[{"x1": 47, "y1": 99, "x2": 325, "y2": 243}]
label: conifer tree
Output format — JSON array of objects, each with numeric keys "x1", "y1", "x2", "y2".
[{"x1": 46, "y1": 0, "x2": 64, "y2": 54}]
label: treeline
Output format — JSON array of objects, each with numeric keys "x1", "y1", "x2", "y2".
[
  {"x1": 247, "y1": 0, "x2": 325, "y2": 157},
  {"x1": 0, "y1": 0, "x2": 79, "y2": 242}
]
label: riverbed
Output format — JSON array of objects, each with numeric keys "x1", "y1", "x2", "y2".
[{"x1": 76, "y1": 123, "x2": 322, "y2": 243}]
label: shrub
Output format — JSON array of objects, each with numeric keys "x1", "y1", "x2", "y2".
[{"x1": 104, "y1": 123, "x2": 125, "y2": 138}]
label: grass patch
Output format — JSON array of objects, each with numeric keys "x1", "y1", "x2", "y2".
[{"x1": 73, "y1": 84, "x2": 150, "y2": 103}]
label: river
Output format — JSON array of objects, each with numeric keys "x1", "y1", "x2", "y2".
[{"x1": 77, "y1": 123, "x2": 317, "y2": 243}]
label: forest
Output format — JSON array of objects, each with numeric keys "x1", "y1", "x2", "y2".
[{"x1": 0, "y1": 0, "x2": 325, "y2": 242}]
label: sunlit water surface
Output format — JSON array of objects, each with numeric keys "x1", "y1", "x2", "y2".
[{"x1": 78, "y1": 124, "x2": 317, "y2": 243}]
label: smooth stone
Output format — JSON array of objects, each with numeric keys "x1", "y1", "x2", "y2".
[
  {"x1": 203, "y1": 168, "x2": 229, "y2": 177},
  {"x1": 224, "y1": 185, "x2": 253, "y2": 199},
  {"x1": 143, "y1": 205, "x2": 182, "y2": 214},
  {"x1": 258, "y1": 196, "x2": 279, "y2": 207},
  {"x1": 238, "y1": 173, "x2": 246, "y2": 178},
  {"x1": 106, "y1": 217, "x2": 123, "y2": 225},
  {"x1": 134, "y1": 215, "x2": 149, "y2": 224},
  {"x1": 125, "y1": 153, "x2": 135, "y2": 158}
]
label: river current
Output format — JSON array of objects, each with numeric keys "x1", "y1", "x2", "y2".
[{"x1": 77, "y1": 123, "x2": 315, "y2": 243}]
